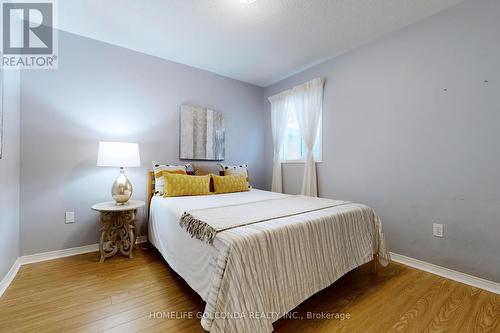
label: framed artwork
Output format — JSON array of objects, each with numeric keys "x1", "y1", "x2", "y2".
[{"x1": 180, "y1": 105, "x2": 225, "y2": 161}]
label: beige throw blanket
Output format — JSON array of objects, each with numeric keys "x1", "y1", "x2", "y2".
[
  {"x1": 180, "y1": 195, "x2": 350, "y2": 243},
  {"x1": 201, "y1": 202, "x2": 390, "y2": 332}
]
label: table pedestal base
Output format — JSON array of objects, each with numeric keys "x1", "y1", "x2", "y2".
[{"x1": 98, "y1": 210, "x2": 136, "y2": 263}]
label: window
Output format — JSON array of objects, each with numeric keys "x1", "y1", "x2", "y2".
[{"x1": 281, "y1": 105, "x2": 322, "y2": 162}]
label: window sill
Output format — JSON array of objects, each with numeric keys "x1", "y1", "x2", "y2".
[{"x1": 281, "y1": 160, "x2": 323, "y2": 164}]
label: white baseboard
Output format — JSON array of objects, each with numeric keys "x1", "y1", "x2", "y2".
[
  {"x1": 136, "y1": 235, "x2": 148, "y2": 244},
  {"x1": 0, "y1": 236, "x2": 149, "y2": 297},
  {"x1": 20, "y1": 235, "x2": 148, "y2": 265},
  {"x1": 19, "y1": 243, "x2": 100, "y2": 265},
  {"x1": 4, "y1": 244, "x2": 497, "y2": 298},
  {"x1": 390, "y1": 252, "x2": 500, "y2": 295},
  {"x1": 0, "y1": 258, "x2": 22, "y2": 298}
]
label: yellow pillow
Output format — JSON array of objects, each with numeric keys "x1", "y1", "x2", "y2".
[
  {"x1": 163, "y1": 173, "x2": 211, "y2": 197},
  {"x1": 212, "y1": 174, "x2": 250, "y2": 194},
  {"x1": 152, "y1": 163, "x2": 187, "y2": 196}
]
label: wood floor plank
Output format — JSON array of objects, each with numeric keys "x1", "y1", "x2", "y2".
[
  {"x1": 1, "y1": 246, "x2": 498, "y2": 333},
  {"x1": 386, "y1": 277, "x2": 457, "y2": 332},
  {"x1": 454, "y1": 291, "x2": 500, "y2": 333}
]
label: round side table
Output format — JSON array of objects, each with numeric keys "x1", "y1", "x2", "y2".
[{"x1": 91, "y1": 200, "x2": 145, "y2": 263}]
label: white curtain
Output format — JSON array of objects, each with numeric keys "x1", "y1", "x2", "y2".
[
  {"x1": 293, "y1": 78, "x2": 325, "y2": 197},
  {"x1": 268, "y1": 91, "x2": 291, "y2": 193}
]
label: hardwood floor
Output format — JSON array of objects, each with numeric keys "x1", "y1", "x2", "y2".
[{"x1": 1, "y1": 245, "x2": 499, "y2": 333}]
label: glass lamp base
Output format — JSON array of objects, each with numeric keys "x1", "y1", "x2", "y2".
[{"x1": 112, "y1": 168, "x2": 133, "y2": 205}]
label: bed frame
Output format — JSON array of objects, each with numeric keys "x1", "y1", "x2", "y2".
[
  {"x1": 146, "y1": 170, "x2": 378, "y2": 273},
  {"x1": 147, "y1": 171, "x2": 155, "y2": 220}
]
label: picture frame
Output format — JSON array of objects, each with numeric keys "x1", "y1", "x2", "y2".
[{"x1": 179, "y1": 104, "x2": 225, "y2": 161}]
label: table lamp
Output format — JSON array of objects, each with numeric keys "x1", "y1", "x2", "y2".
[{"x1": 97, "y1": 141, "x2": 141, "y2": 205}]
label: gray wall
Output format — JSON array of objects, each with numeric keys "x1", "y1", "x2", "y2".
[
  {"x1": 0, "y1": 70, "x2": 20, "y2": 280},
  {"x1": 264, "y1": 0, "x2": 500, "y2": 282},
  {"x1": 20, "y1": 31, "x2": 268, "y2": 255}
]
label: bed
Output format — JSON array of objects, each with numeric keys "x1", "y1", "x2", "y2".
[{"x1": 147, "y1": 172, "x2": 390, "y2": 333}]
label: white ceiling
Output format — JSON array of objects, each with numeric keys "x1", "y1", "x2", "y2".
[{"x1": 57, "y1": 0, "x2": 464, "y2": 87}]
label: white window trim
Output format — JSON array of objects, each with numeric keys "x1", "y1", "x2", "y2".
[
  {"x1": 280, "y1": 119, "x2": 323, "y2": 164},
  {"x1": 281, "y1": 159, "x2": 323, "y2": 164},
  {"x1": 281, "y1": 135, "x2": 323, "y2": 163}
]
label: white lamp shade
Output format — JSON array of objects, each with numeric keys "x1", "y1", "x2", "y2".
[{"x1": 97, "y1": 142, "x2": 141, "y2": 167}]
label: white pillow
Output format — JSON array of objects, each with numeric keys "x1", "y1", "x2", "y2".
[
  {"x1": 217, "y1": 163, "x2": 251, "y2": 188},
  {"x1": 152, "y1": 161, "x2": 192, "y2": 196}
]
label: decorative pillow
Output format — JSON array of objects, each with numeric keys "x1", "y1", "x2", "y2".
[
  {"x1": 217, "y1": 163, "x2": 251, "y2": 188},
  {"x1": 192, "y1": 164, "x2": 221, "y2": 176},
  {"x1": 191, "y1": 164, "x2": 220, "y2": 192},
  {"x1": 212, "y1": 174, "x2": 249, "y2": 194},
  {"x1": 152, "y1": 161, "x2": 190, "y2": 196},
  {"x1": 185, "y1": 164, "x2": 195, "y2": 174},
  {"x1": 163, "y1": 173, "x2": 211, "y2": 197}
]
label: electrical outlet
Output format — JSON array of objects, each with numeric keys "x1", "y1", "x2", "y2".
[
  {"x1": 65, "y1": 212, "x2": 75, "y2": 224},
  {"x1": 433, "y1": 223, "x2": 443, "y2": 238}
]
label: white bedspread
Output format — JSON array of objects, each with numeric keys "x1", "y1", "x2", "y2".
[
  {"x1": 149, "y1": 189, "x2": 288, "y2": 299},
  {"x1": 149, "y1": 189, "x2": 390, "y2": 332}
]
